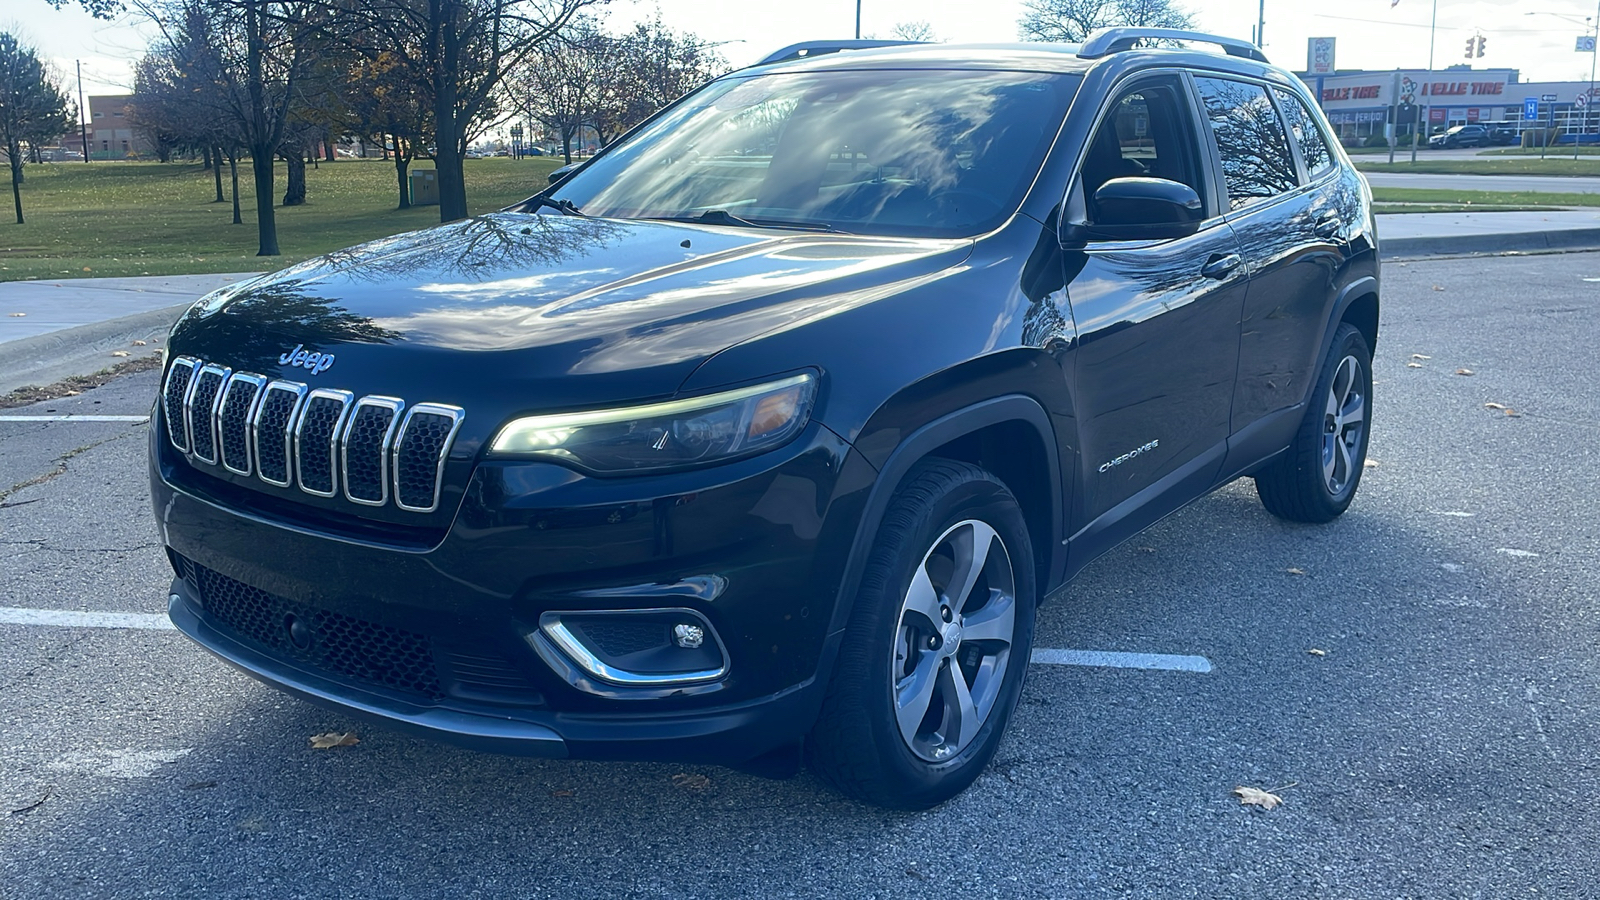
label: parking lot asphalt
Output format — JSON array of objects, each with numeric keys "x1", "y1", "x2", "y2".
[{"x1": 2, "y1": 252, "x2": 1598, "y2": 898}]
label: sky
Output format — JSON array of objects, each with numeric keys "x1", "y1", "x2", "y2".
[{"x1": 10, "y1": 0, "x2": 1600, "y2": 103}]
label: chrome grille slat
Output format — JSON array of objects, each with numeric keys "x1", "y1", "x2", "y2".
[
  {"x1": 341, "y1": 396, "x2": 404, "y2": 507},
  {"x1": 219, "y1": 373, "x2": 267, "y2": 476},
  {"x1": 294, "y1": 389, "x2": 354, "y2": 498},
  {"x1": 164, "y1": 358, "x2": 459, "y2": 514},
  {"x1": 162, "y1": 357, "x2": 199, "y2": 453},
  {"x1": 393, "y1": 404, "x2": 466, "y2": 513},
  {"x1": 184, "y1": 364, "x2": 231, "y2": 465},
  {"x1": 253, "y1": 381, "x2": 308, "y2": 488}
]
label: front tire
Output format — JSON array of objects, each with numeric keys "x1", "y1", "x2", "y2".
[
  {"x1": 808, "y1": 458, "x2": 1036, "y2": 810},
  {"x1": 1255, "y1": 322, "x2": 1373, "y2": 523}
]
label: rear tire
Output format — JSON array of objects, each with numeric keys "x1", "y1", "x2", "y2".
[
  {"x1": 807, "y1": 458, "x2": 1036, "y2": 810},
  {"x1": 1255, "y1": 322, "x2": 1373, "y2": 523}
]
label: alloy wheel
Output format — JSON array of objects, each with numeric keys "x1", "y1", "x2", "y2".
[
  {"x1": 1322, "y1": 354, "x2": 1366, "y2": 496},
  {"x1": 890, "y1": 519, "x2": 1017, "y2": 763}
]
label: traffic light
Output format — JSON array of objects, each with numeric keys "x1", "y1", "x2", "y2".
[
  {"x1": 1476, "y1": 36, "x2": 1487, "y2": 58},
  {"x1": 1465, "y1": 36, "x2": 1476, "y2": 59}
]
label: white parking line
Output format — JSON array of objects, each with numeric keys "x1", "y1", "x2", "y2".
[
  {"x1": 0, "y1": 608, "x2": 1214, "y2": 674},
  {"x1": 0, "y1": 415, "x2": 150, "y2": 422},
  {"x1": 0, "y1": 607, "x2": 173, "y2": 630},
  {"x1": 1031, "y1": 648, "x2": 1213, "y2": 673}
]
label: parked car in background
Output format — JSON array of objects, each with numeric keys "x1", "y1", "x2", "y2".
[
  {"x1": 1487, "y1": 124, "x2": 1519, "y2": 146},
  {"x1": 1429, "y1": 124, "x2": 1491, "y2": 149},
  {"x1": 152, "y1": 29, "x2": 1378, "y2": 810}
]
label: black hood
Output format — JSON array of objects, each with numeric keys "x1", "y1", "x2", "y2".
[{"x1": 170, "y1": 213, "x2": 971, "y2": 413}]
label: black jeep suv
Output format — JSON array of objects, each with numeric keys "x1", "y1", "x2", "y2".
[{"x1": 151, "y1": 29, "x2": 1377, "y2": 809}]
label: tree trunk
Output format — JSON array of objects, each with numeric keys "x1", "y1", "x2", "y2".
[
  {"x1": 282, "y1": 151, "x2": 306, "y2": 206},
  {"x1": 8, "y1": 149, "x2": 23, "y2": 225},
  {"x1": 323, "y1": 131, "x2": 335, "y2": 162},
  {"x1": 203, "y1": 146, "x2": 214, "y2": 170},
  {"x1": 395, "y1": 153, "x2": 411, "y2": 209},
  {"x1": 250, "y1": 145, "x2": 279, "y2": 255},
  {"x1": 229, "y1": 151, "x2": 242, "y2": 225},
  {"x1": 562, "y1": 131, "x2": 573, "y2": 164},
  {"x1": 433, "y1": 17, "x2": 469, "y2": 223},
  {"x1": 212, "y1": 147, "x2": 225, "y2": 202}
]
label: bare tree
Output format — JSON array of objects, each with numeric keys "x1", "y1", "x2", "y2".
[
  {"x1": 889, "y1": 20, "x2": 937, "y2": 42},
  {"x1": 1018, "y1": 0, "x2": 1191, "y2": 43},
  {"x1": 0, "y1": 32, "x2": 76, "y2": 224},
  {"x1": 513, "y1": 18, "x2": 604, "y2": 164},
  {"x1": 324, "y1": 0, "x2": 602, "y2": 223},
  {"x1": 339, "y1": 51, "x2": 433, "y2": 208}
]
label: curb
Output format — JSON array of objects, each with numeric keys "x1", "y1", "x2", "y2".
[
  {"x1": 0, "y1": 302, "x2": 190, "y2": 395},
  {"x1": 1381, "y1": 227, "x2": 1600, "y2": 260}
]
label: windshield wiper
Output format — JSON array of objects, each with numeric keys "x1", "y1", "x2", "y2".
[
  {"x1": 528, "y1": 195, "x2": 586, "y2": 216},
  {"x1": 651, "y1": 209, "x2": 843, "y2": 233}
]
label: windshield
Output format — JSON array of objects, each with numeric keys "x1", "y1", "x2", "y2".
[{"x1": 549, "y1": 68, "x2": 1081, "y2": 238}]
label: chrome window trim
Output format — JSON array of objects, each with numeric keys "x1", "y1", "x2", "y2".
[
  {"x1": 340, "y1": 395, "x2": 405, "y2": 507},
  {"x1": 185, "y1": 363, "x2": 232, "y2": 466},
  {"x1": 253, "y1": 380, "x2": 308, "y2": 489},
  {"x1": 293, "y1": 388, "x2": 354, "y2": 498},
  {"x1": 218, "y1": 372, "x2": 268, "y2": 476},
  {"x1": 391, "y1": 403, "x2": 465, "y2": 514},
  {"x1": 162, "y1": 356, "x2": 200, "y2": 453}
]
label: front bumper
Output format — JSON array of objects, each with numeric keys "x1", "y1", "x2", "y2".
[{"x1": 153, "y1": 420, "x2": 877, "y2": 764}]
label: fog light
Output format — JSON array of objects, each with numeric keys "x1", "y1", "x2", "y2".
[{"x1": 673, "y1": 623, "x2": 705, "y2": 649}]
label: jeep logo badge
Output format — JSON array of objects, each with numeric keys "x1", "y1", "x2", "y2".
[{"x1": 278, "y1": 344, "x2": 336, "y2": 376}]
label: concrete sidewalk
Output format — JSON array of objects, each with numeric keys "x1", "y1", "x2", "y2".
[
  {"x1": 0, "y1": 273, "x2": 258, "y2": 395},
  {"x1": 2, "y1": 208, "x2": 1598, "y2": 394}
]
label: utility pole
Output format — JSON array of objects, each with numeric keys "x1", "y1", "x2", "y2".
[
  {"x1": 855, "y1": 0, "x2": 861, "y2": 39},
  {"x1": 1413, "y1": 0, "x2": 1438, "y2": 164},
  {"x1": 1257, "y1": 0, "x2": 1266, "y2": 48},
  {"x1": 76, "y1": 60, "x2": 90, "y2": 163},
  {"x1": 1584, "y1": 4, "x2": 1600, "y2": 161}
]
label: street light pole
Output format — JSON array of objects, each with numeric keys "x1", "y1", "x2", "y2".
[
  {"x1": 1413, "y1": 0, "x2": 1438, "y2": 163},
  {"x1": 1586, "y1": 2, "x2": 1600, "y2": 160},
  {"x1": 1257, "y1": 0, "x2": 1266, "y2": 48},
  {"x1": 76, "y1": 60, "x2": 89, "y2": 164},
  {"x1": 855, "y1": 0, "x2": 861, "y2": 39}
]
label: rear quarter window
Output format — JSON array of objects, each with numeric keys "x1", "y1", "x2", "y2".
[{"x1": 1273, "y1": 87, "x2": 1335, "y2": 179}]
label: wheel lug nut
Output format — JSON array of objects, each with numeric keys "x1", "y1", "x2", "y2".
[
  {"x1": 941, "y1": 606, "x2": 952, "y2": 622},
  {"x1": 927, "y1": 635, "x2": 940, "y2": 650}
]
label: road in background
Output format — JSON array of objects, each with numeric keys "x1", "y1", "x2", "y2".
[
  {"x1": 1362, "y1": 172, "x2": 1600, "y2": 193},
  {"x1": 1, "y1": 254, "x2": 1598, "y2": 898}
]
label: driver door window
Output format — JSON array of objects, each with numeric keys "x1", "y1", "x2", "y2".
[{"x1": 1080, "y1": 78, "x2": 1206, "y2": 223}]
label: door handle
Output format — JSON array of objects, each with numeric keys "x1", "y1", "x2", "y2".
[
  {"x1": 1201, "y1": 253, "x2": 1242, "y2": 280},
  {"x1": 1314, "y1": 215, "x2": 1340, "y2": 238}
]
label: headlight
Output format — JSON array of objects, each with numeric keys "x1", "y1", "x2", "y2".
[{"x1": 487, "y1": 373, "x2": 817, "y2": 473}]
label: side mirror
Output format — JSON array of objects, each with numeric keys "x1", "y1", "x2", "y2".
[
  {"x1": 547, "y1": 163, "x2": 577, "y2": 185},
  {"x1": 1062, "y1": 177, "x2": 1204, "y2": 244}
]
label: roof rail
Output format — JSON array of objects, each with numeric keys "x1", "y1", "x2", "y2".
[
  {"x1": 755, "y1": 40, "x2": 925, "y2": 67},
  {"x1": 1078, "y1": 28, "x2": 1269, "y2": 63}
]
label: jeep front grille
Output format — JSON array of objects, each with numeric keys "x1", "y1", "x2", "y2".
[{"x1": 161, "y1": 356, "x2": 464, "y2": 514}]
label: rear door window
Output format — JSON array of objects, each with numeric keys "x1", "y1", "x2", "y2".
[
  {"x1": 1272, "y1": 88, "x2": 1334, "y2": 179},
  {"x1": 1193, "y1": 76, "x2": 1299, "y2": 210}
]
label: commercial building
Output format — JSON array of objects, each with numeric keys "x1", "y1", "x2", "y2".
[
  {"x1": 84, "y1": 95, "x2": 154, "y2": 160},
  {"x1": 1295, "y1": 65, "x2": 1600, "y2": 146}
]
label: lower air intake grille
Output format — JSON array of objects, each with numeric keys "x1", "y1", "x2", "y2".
[{"x1": 189, "y1": 562, "x2": 444, "y2": 700}]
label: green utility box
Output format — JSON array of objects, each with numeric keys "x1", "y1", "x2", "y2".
[{"x1": 409, "y1": 169, "x2": 439, "y2": 206}]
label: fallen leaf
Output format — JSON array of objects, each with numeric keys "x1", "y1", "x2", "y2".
[
  {"x1": 109, "y1": 350, "x2": 130, "y2": 358},
  {"x1": 1455, "y1": 368, "x2": 1474, "y2": 376},
  {"x1": 63, "y1": 390, "x2": 81, "y2": 397},
  {"x1": 1234, "y1": 786, "x2": 1284, "y2": 810},
  {"x1": 1411, "y1": 354, "x2": 1432, "y2": 360},
  {"x1": 671, "y1": 772, "x2": 711, "y2": 792},
  {"x1": 131, "y1": 340, "x2": 147, "y2": 346},
  {"x1": 549, "y1": 789, "x2": 575, "y2": 798},
  {"x1": 1136, "y1": 546, "x2": 1157, "y2": 553},
  {"x1": 1484, "y1": 402, "x2": 1506, "y2": 410},
  {"x1": 906, "y1": 868, "x2": 930, "y2": 882},
  {"x1": 82, "y1": 267, "x2": 92, "y2": 272},
  {"x1": 1431, "y1": 285, "x2": 1444, "y2": 291},
  {"x1": 7, "y1": 312, "x2": 26, "y2": 317},
  {"x1": 1363, "y1": 459, "x2": 1379, "y2": 468},
  {"x1": 1406, "y1": 362, "x2": 1423, "y2": 369},
  {"x1": 1504, "y1": 408, "x2": 1521, "y2": 417},
  {"x1": 1307, "y1": 648, "x2": 1327, "y2": 657},
  {"x1": 309, "y1": 731, "x2": 359, "y2": 749},
  {"x1": 1286, "y1": 567, "x2": 1307, "y2": 576}
]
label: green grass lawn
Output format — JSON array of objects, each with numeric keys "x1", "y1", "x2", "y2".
[
  {"x1": 1356, "y1": 158, "x2": 1600, "y2": 176},
  {"x1": 1370, "y1": 186, "x2": 1600, "y2": 209},
  {"x1": 0, "y1": 157, "x2": 560, "y2": 281}
]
